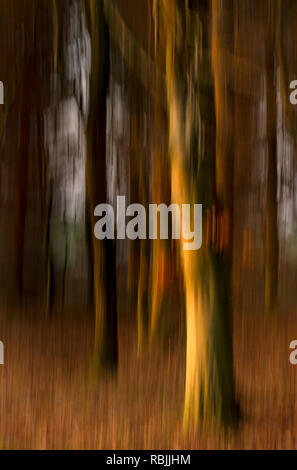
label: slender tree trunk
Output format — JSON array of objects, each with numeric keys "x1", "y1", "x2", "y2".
[
  {"x1": 129, "y1": 96, "x2": 150, "y2": 353},
  {"x1": 85, "y1": 0, "x2": 118, "y2": 372},
  {"x1": 211, "y1": 0, "x2": 238, "y2": 424},
  {"x1": 150, "y1": 100, "x2": 170, "y2": 342},
  {"x1": 14, "y1": 48, "x2": 33, "y2": 298},
  {"x1": 264, "y1": 0, "x2": 279, "y2": 317}
]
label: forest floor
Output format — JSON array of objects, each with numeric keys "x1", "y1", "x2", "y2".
[{"x1": 0, "y1": 288, "x2": 296, "y2": 450}]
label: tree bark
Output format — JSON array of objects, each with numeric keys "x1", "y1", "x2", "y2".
[{"x1": 85, "y1": 0, "x2": 118, "y2": 372}]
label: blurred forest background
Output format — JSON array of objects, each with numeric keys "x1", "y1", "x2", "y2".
[{"x1": 0, "y1": 0, "x2": 296, "y2": 449}]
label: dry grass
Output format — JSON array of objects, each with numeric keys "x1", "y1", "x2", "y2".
[{"x1": 0, "y1": 290, "x2": 296, "y2": 450}]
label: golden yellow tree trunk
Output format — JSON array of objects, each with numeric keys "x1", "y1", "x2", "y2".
[{"x1": 156, "y1": 0, "x2": 237, "y2": 428}]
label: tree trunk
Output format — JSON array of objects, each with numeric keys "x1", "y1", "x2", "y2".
[
  {"x1": 85, "y1": 0, "x2": 118, "y2": 372},
  {"x1": 156, "y1": 0, "x2": 237, "y2": 428},
  {"x1": 264, "y1": 0, "x2": 279, "y2": 317}
]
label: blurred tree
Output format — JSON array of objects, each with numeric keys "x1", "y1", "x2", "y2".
[
  {"x1": 155, "y1": 0, "x2": 237, "y2": 427},
  {"x1": 11, "y1": 0, "x2": 54, "y2": 298},
  {"x1": 264, "y1": 0, "x2": 279, "y2": 317},
  {"x1": 84, "y1": 0, "x2": 118, "y2": 372},
  {"x1": 129, "y1": 97, "x2": 151, "y2": 353}
]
